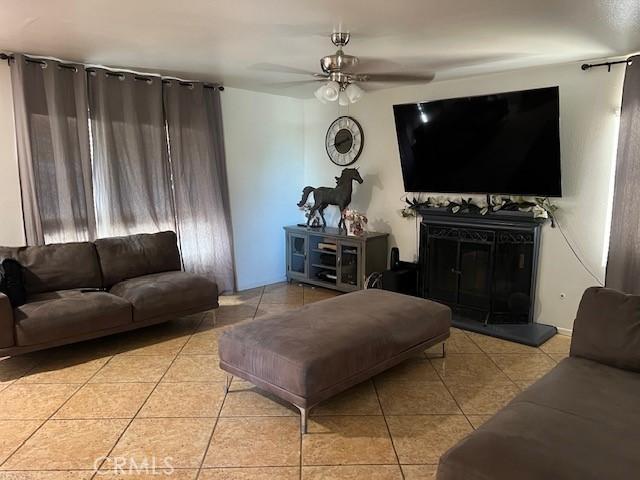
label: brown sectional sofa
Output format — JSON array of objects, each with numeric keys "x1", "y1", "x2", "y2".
[
  {"x1": 437, "y1": 287, "x2": 640, "y2": 480},
  {"x1": 0, "y1": 231, "x2": 219, "y2": 356}
]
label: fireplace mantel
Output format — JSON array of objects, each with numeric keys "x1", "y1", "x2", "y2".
[{"x1": 416, "y1": 207, "x2": 547, "y2": 226}]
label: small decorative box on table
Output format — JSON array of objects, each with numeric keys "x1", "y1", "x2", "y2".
[{"x1": 284, "y1": 225, "x2": 388, "y2": 293}]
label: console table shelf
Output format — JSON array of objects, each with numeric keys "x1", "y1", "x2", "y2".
[{"x1": 284, "y1": 225, "x2": 388, "y2": 292}]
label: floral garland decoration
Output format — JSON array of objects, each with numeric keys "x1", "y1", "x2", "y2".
[{"x1": 400, "y1": 195, "x2": 558, "y2": 227}]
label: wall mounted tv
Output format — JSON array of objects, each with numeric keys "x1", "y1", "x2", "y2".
[{"x1": 393, "y1": 86, "x2": 562, "y2": 196}]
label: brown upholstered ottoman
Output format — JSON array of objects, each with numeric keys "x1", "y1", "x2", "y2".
[{"x1": 218, "y1": 289, "x2": 451, "y2": 432}]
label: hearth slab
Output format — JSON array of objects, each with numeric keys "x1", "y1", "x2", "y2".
[{"x1": 452, "y1": 317, "x2": 557, "y2": 347}]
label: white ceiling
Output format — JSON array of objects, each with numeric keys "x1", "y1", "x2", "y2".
[{"x1": 1, "y1": 0, "x2": 639, "y2": 98}]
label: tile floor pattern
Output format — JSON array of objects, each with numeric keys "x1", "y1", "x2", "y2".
[{"x1": 0, "y1": 282, "x2": 571, "y2": 480}]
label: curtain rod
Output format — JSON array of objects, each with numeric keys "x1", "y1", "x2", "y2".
[
  {"x1": 581, "y1": 58, "x2": 632, "y2": 72},
  {"x1": 0, "y1": 52, "x2": 224, "y2": 91}
]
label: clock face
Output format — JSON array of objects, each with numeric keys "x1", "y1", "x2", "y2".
[{"x1": 325, "y1": 116, "x2": 364, "y2": 166}]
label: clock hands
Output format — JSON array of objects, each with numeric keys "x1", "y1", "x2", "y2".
[{"x1": 333, "y1": 137, "x2": 352, "y2": 149}]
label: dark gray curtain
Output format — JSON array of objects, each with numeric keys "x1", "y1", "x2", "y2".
[
  {"x1": 10, "y1": 54, "x2": 95, "y2": 245},
  {"x1": 88, "y1": 69, "x2": 175, "y2": 238},
  {"x1": 606, "y1": 55, "x2": 640, "y2": 293},
  {"x1": 163, "y1": 81, "x2": 235, "y2": 292}
]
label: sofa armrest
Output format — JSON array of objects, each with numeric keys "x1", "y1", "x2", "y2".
[
  {"x1": 570, "y1": 287, "x2": 640, "y2": 371},
  {"x1": 0, "y1": 293, "x2": 15, "y2": 348}
]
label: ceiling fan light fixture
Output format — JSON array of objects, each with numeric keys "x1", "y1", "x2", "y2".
[
  {"x1": 345, "y1": 83, "x2": 364, "y2": 103},
  {"x1": 322, "y1": 81, "x2": 341, "y2": 102},
  {"x1": 338, "y1": 90, "x2": 349, "y2": 106},
  {"x1": 314, "y1": 85, "x2": 328, "y2": 103}
]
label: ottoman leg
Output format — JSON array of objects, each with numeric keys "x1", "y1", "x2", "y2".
[
  {"x1": 295, "y1": 405, "x2": 308, "y2": 434},
  {"x1": 223, "y1": 375, "x2": 232, "y2": 394}
]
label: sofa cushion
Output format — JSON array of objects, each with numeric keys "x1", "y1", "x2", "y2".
[
  {"x1": 437, "y1": 357, "x2": 640, "y2": 480},
  {"x1": 515, "y1": 357, "x2": 640, "y2": 429},
  {"x1": 0, "y1": 243, "x2": 102, "y2": 295},
  {"x1": 14, "y1": 290, "x2": 132, "y2": 346},
  {"x1": 571, "y1": 287, "x2": 640, "y2": 372},
  {"x1": 437, "y1": 401, "x2": 640, "y2": 480},
  {"x1": 109, "y1": 271, "x2": 218, "y2": 322},
  {"x1": 94, "y1": 231, "x2": 182, "y2": 288}
]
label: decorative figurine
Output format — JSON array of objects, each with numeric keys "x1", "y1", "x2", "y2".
[
  {"x1": 297, "y1": 168, "x2": 364, "y2": 231},
  {"x1": 298, "y1": 203, "x2": 322, "y2": 228},
  {"x1": 342, "y1": 209, "x2": 368, "y2": 236}
]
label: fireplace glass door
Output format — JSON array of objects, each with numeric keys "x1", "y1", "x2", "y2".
[
  {"x1": 425, "y1": 225, "x2": 493, "y2": 312},
  {"x1": 458, "y1": 241, "x2": 492, "y2": 309}
]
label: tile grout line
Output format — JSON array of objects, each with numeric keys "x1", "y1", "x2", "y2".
[
  {"x1": 450, "y1": 333, "x2": 525, "y2": 390},
  {"x1": 0, "y1": 411, "x2": 489, "y2": 421},
  {"x1": 198, "y1": 285, "x2": 307, "y2": 477},
  {"x1": 452, "y1": 332, "x2": 560, "y2": 403},
  {"x1": 192, "y1": 293, "x2": 257, "y2": 480},
  {"x1": 193, "y1": 363, "x2": 232, "y2": 479},
  {"x1": 371, "y1": 378, "x2": 403, "y2": 478},
  {"x1": 0, "y1": 461, "x2": 425, "y2": 473},
  {"x1": 0, "y1": 352, "x2": 52, "y2": 394},
  {"x1": 1, "y1": 288, "x2": 279, "y2": 475},
  {"x1": 0, "y1": 349, "x2": 122, "y2": 470},
  {"x1": 88, "y1": 314, "x2": 205, "y2": 480},
  {"x1": 428, "y1": 352, "x2": 476, "y2": 433}
]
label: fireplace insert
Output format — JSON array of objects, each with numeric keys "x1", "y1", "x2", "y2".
[{"x1": 419, "y1": 209, "x2": 541, "y2": 325}]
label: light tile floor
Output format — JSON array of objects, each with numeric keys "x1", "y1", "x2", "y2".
[{"x1": 0, "y1": 282, "x2": 571, "y2": 480}]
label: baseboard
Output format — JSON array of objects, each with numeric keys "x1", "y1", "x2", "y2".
[
  {"x1": 237, "y1": 275, "x2": 287, "y2": 292},
  {"x1": 555, "y1": 326, "x2": 573, "y2": 336}
]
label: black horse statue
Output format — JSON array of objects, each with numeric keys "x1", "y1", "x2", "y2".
[{"x1": 297, "y1": 168, "x2": 364, "y2": 230}]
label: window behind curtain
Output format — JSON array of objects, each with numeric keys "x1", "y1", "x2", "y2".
[
  {"x1": 10, "y1": 54, "x2": 95, "y2": 245},
  {"x1": 87, "y1": 69, "x2": 175, "y2": 238}
]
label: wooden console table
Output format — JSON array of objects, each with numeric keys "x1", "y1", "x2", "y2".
[{"x1": 284, "y1": 225, "x2": 388, "y2": 292}]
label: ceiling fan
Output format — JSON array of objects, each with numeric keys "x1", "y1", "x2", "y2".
[{"x1": 259, "y1": 32, "x2": 435, "y2": 104}]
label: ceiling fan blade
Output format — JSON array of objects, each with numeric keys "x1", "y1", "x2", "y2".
[
  {"x1": 346, "y1": 57, "x2": 403, "y2": 74},
  {"x1": 250, "y1": 62, "x2": 319, "y2": 76},
  {"x1": 264, "y1": 79, "x2": 325, "y2": 89},
  {"x1": 356, "y1": 72, "x2": 435, "y2": 83}
]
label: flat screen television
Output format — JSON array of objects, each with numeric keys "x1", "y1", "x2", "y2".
[{"x1": 393, "y1": 86, "x2": 562, "y2": 196}]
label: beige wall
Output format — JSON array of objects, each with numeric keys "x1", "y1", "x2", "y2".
[
  {"x1": 221, "y1": 87, "x2": 305, "y2": 290},
  {"x1": 303, "y1": 61, "x2": 625, "y2": 332},
  {"x1": 0, "y1": 64, "x2": 24, "y2": 246}
]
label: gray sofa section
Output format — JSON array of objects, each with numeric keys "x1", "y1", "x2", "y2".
[
  {"x1": 437, "y1": 287, "x2": 640, "y2": 480},
  {"x1": 0, "y1": 231, "x2": 219, "y2": 356}
]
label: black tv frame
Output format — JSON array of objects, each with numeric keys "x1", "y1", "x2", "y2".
[{"x1": 393, "y1": 86, "x2": 562, "y2": 197}]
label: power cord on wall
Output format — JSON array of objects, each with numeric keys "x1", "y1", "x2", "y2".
[
  {"x1": 405, "y1": 195, "x2": 605, "y2": 287},
  {"x1": 553, "y1": 216, "x2": 605, "y2": 287}
]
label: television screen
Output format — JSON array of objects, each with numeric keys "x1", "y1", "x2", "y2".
[{"x1": 393, "y1": 86, "x2": 562, "y2": 196}]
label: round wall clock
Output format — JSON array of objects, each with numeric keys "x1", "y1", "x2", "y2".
[{"x1": 325, "y1": 116, "x2": 364, "y2": 166}]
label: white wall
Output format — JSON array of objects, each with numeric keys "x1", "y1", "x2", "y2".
[
  {"x1": 303, "y1": 61, "x2": 625, "y2": 332},
  {"x1": 222, "y1": 87, "x2": 304, "y2": 290},
  {"x1": 0, "y1": 64, "x2": 25, "y2": 246}
]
